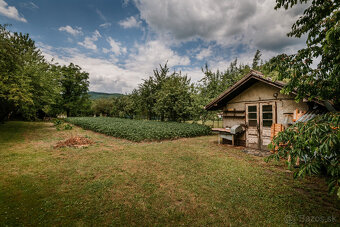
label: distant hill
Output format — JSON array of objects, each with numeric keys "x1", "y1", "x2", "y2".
[{"x1": 88, "y1": 91, "x2": 123, "y2": 100}]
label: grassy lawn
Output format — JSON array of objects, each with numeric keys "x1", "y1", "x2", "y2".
[{"x1": 0, "y1": 121, "x2": 339, "y2": 226}]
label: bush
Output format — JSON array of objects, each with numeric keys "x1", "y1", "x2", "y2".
[
  {"x1": 64, "y1": 124, "x2": 73, "y2": 130},
  {"x1": 65, "y1": 117, "x2": 211, "y2": 142},
  {"x1": 266, "y1": 113, "x2": 340, "y2": 198},
  {"x1": 53, "y1": 119, "x2": 63, "y2": 126}
]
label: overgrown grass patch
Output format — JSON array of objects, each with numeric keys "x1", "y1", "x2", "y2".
[{"x1": 66, "y1": 117, "x2": 211, "y2": 142}]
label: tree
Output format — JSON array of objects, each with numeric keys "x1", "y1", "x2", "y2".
[
  {"x1": 137, "y1": 63, "x2": 171, "y2": 120},
  {"x1": 252, "y1": 50, "x2": 262, "y2": 70},
  {"x1": 138, "y1": 77, "x2": 156, "y2": 120},
  {"x1": 267, "y1": 113, "x2": 340, "y2": 197},
  {"x1": 0, "y1": 24, "x2": 60, "y2": 121},
  {"x1": 267, "y1": 0, "x2": 340, "y2": 197},
  {"x1": 154, "y1": 72, "x2": 193, "y2": 122},
  {"x1": 269, "y1": 0, "x2": 340, "y2": 107},
  {"x1": 196, "y1": 59, "x2": 250, "y2": 124},
  {"x1": 91, "y1": 98, "x2": 114, "y2": 116},
  {"x1": 56, "y1": 63, "x2": 91, "y2": 117}
]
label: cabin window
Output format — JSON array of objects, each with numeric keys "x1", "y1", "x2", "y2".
[
  {"x1": 262, "y1": 105, "x2": 273, "y2": 127},
  {"x1": 247, "y1": 105, "x2": 257, "y2": 127}
]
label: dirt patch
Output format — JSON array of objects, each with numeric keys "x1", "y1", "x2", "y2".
[{"x1": 54, "y1": 136, "x2": 94, "y2": 149}]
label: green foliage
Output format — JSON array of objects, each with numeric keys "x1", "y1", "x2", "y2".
[
  {"x1": 199, "y1": 59, "x2": 251, "y2": 101},
  {"x1": 270, "y1": 0, "x2": 340, "y2": 107},
  {"x1": 154, "y1": 72, "x2": 193, "y2": 122},
  {"x1": 267, "y1": 113, "x2": 340, "y2": 197},
  {"x1": 53, "y1": 119, "x2": 63, "y2": 126},
  {"x1": 264, "y1": 0, "x2": 340, "y2": 199},
  {"x1": 63, "y1": 124, "x2": 73, "y2": 130},
  {"x1": 66, "y1": 117, "x2": 211, "y2": 142},
  {"x1": 54, "y1": 63, "x2": 91, "y2": 117},
  {"x1": 0, "y1": 24, "x2": 91, "y2": 121},
  {"x1": 252, "y1": 50, "x2": 262, "y2": 70},
  {"x1": 195, "y1": 59, "x2": 251, "y2": 124},
  {"x1": 0, "y1": 24, "x2": 60, "y2": 121},
  {"x1": 137, "y1": 63, "x2": 170, "y2": 120},
  {"x1": 53, "y1": 119, "x2": 73, "y2": 131},
  {"x1": 91, "y1": 98, "x2": 115, "y2": 116}
]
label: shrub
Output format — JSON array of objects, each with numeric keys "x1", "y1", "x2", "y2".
[
  {"x1": 53, "y1": 119, "x2": 63, "y2": 126},
  {"x1": 266, "y1": 113, "x2": 340, "y2": 198},
  {"x1": 64, "y1": 124, "x2": 73, "y2": 130}
]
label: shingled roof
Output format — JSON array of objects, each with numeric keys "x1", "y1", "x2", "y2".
[{"x1": 204, "y1": 70, "x2": 289, "y2": 111}]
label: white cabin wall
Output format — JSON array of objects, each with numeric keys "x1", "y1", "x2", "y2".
[{"x1": 221, "y1": 81, "x2": 309, "y2": 146}]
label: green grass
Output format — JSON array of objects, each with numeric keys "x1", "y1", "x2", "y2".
[
  {"x1": 0, "y1": 121, "x2": 339, "y2": 226},
  {"x1": 66, "y1": 117, "x2": 211, "y2": 142}
]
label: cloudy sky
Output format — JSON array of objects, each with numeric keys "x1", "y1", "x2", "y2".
[{"x1": 0, "y1": 0, "x2": 307, "y2": 93}]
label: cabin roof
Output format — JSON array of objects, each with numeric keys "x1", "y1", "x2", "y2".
[{"x1": 205, "y1": 70, "x2": 289, "y2": 111}]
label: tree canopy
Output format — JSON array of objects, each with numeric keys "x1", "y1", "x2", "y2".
[
  {"x1": 0, "y1": 25, "x2": 91, "y2": 121},
  {"x1": 269, "y1": 0, "x2": 340, "y2": 107},
  {"x1": 267, "y1": 0, "x2": 340, "y2": 198}
]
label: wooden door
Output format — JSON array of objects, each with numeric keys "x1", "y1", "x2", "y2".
[
  {"x1": 246, "y1": 104, "x2": 259, "y2": 149},
  {"x1": 260, "y1": 103, "x2": 275, "y2": 150}
]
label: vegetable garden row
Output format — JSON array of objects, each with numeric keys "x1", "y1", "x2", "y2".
[{"x1": 66, "y1": 117, "x2": 211, "y2": 142}]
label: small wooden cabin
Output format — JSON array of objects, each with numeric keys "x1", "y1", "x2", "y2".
[{"x1": 205, "y1": 70, "x2": 328, "y2": 150}]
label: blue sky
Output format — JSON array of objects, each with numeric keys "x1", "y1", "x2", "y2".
[{"x1": 0, "y1": 0, "x2": 307, "y2": 93}]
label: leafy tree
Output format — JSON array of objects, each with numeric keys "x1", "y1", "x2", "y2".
[
  {"x1": 199, "y1": 59, "x2": 250, "y2": 100},
  {"x1": 116, "y1": 94, "x2": 137, "y2": 119},
  {"x1": 92, "y1": 98, "x2": 114, "y2": 116},
  {"x1": 196, "y1": 59, "x2": 250, "y2": 124},
  {"x1": 154, "y1": 72, "x2": 193, "y2": 122},
  {"x1": 0, "y1": 24, "x2": 60, "y2": 121},
  {"x1": 252, "y1": 49, "x2": 262, "y2": 70},
  {"x1": 138, "y1": 77, "x2": 156, "y2": 120},
  {"x1": 190, "y1": 87, "x2": 212, "y2": 124},
  {"x1": 269, "y1": 0, "x2": 340, "y2": 107},
  {"x1": 266, "y1": 0, "x2": 340, "y2": 197},
  {"x1": 137, "y1": 63, "x2": 172, "y2": 120},
  {"x1": 124, "y1": 90, "x2": 140, "y2": 119},
  {"x1": 55, "y1": 63, "x2": 91, "y2": 117},
  {"x1": 267, "y1": 113, "x2": 340, "y2": 197}
]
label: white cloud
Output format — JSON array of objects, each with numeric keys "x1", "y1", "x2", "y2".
[
  {"x1": 122, "y1": 0, "x2": 130, "y2": 7},
  {"x1": 58, "y1": 25, "x2": 83, "y2": 36},
  {"x1": 0, "y1": 0, "x2": 27, "y2": 22},
  {"x1": 196, "y1": 47, "x2": 212, "y2": 60},
  {"x1": 39, "y1": 45, "x2": 143, "y2": 93},
  {"x1": 125, "y1": 40, "x2": 190, "y2": 73},
  {"x1": 104, "y1": 37, "x2": 127, "y2": 55},
  {"x1": 38, "y1": 40, "x2": 192, "y2": 93},
  {"x1": 96, "y1": 9, "x2": 106, "y2": 21},
  {"x1": 133, "y1": 0, "x2": 307, "y2": 51},
  {"x1": 78, "y1": 30, "x2": 101, "y2": 51},
  {"x1": 21, "y1": 2, "x2": 39, "y2": 10},
  {"x1": 118, "y1": 15, "x2": 141, "y2": 29},
  {"x1": 99, "y1": 22, "x2": 111, "y2": 28}
]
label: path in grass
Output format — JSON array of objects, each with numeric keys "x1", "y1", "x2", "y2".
[{"x1": 0, "y1": 121, "x2": 339, "y2": 226}]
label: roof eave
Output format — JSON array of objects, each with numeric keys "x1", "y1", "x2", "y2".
[{"x1": 205, "y1": 70, "x2": 286, "y2": 110}]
